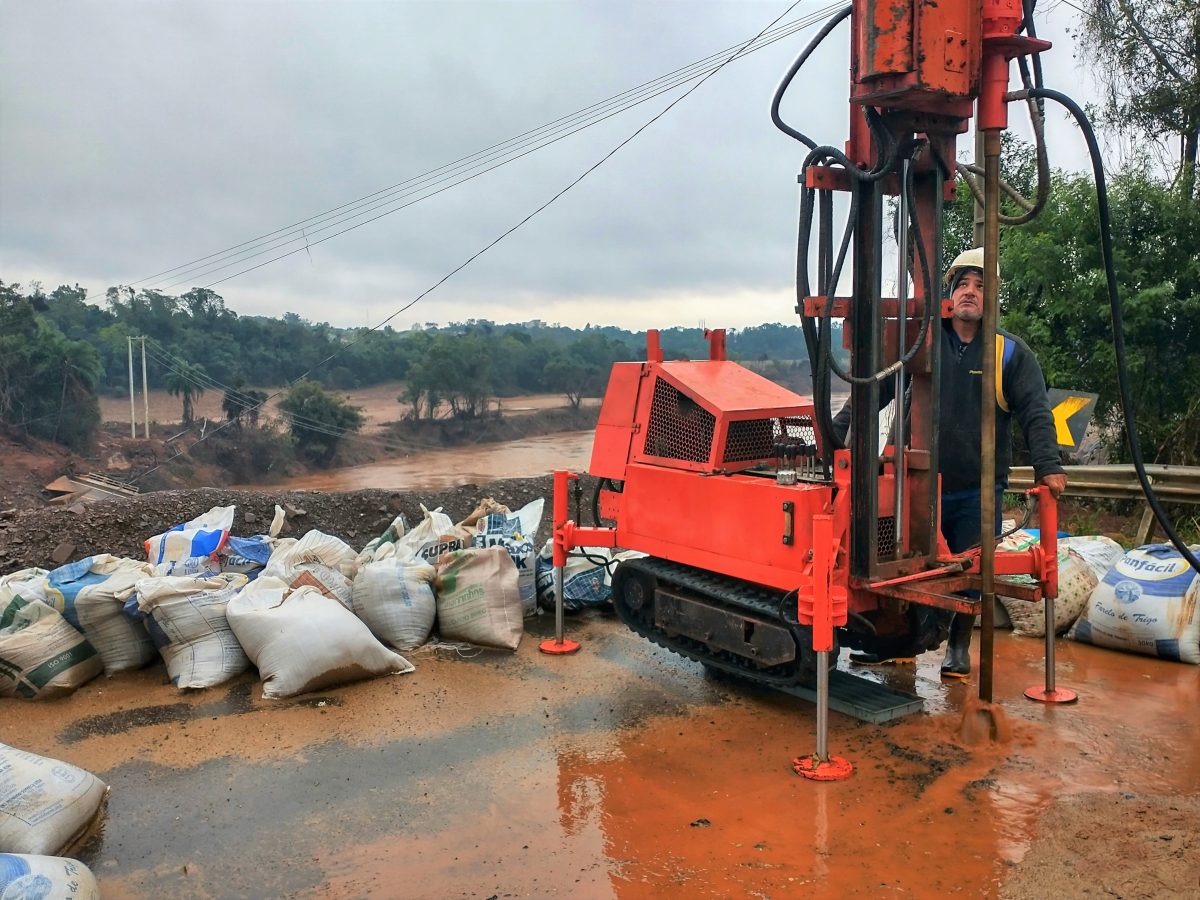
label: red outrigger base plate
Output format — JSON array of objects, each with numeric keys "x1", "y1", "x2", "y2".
[
  {"x1": 539, "y1": 638, "x2": 581, "y2": 656},
  {"x1": 1024, "y1": 686, "x2": 1078, "y2": 703},
  {"x1": 793, "y1": 755, "x2": 855, "y2": 781}
]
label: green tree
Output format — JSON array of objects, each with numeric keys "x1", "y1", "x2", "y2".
[
  {"x1": 278, "y1": 379, "x2": 364, "y2": 465},
  {"x1": 999, "y1": 170, "x2": 1200, "y2": 463},
  {"x1": 164, "y1": 361, "x2": 208, "y2": 426},
  {"x1": 1074, "y1": 0, "x2": 1200, "y2": 197},
  {"x1": 0, "y1": 281, "x2": 102, "y2": 450}
]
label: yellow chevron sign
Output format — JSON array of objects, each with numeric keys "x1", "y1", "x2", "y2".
[{"x1": 1047, "y1": 389, "x2": 1098, "y2": 449}]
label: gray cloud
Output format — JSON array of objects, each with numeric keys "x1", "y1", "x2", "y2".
[{"x1": 1, "y1": 1, "x2": 1097, "y2": 330}]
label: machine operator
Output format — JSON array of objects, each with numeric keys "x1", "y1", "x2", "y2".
[{"x1": 832, "y1": 247, "x2": 1068, "y2": 677}]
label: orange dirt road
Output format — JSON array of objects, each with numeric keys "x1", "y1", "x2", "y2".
[{"x1": 4, "y1": 619, "x2": 1197, "y2": 898}]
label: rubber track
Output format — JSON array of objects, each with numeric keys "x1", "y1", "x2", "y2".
[{"x1": 613, "y1": 557, "x2": 821, "y2": 688}]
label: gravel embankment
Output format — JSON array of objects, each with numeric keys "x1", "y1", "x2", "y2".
[{"x1": 0, "y1": 476, "x2": 600, "y2": 572}]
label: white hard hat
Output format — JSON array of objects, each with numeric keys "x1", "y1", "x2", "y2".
[{"x1": 944, "y1": 247, "x2": 998, "y2": 286}]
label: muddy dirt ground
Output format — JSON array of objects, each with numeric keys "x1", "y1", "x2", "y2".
[
  {"x1": 5, "y1": 616, "x2": 1198, "y2": 898},
  {"x1": 2, "y1": 481, "x2": 1198, "y2": 898}
]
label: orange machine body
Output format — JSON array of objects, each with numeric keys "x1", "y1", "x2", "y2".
[{"x1": 581, "y1": 330, "x2": 1055, "y2": 622}]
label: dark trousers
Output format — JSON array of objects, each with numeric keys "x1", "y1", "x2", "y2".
[
  {"x1": 940, "y1": 485, "x2": 1005, "y2": 553},
  {"x1": 941, "y1": 485, "x2": 1005, "y2": 607}
]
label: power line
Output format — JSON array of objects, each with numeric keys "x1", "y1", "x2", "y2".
[
  {"x1": 129, "y1": 0, "x2": 817, "y2": 483},
  {"x1": 132, "y1": 5, "x2": 843, "y2": 294}
]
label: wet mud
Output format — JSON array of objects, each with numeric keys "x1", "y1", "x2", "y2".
[{"x1": 3, "y1": 615, "x2": 1197, "y2": 898}]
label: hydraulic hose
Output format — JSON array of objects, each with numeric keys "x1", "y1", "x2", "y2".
[
  {"x1": 1014, "y1": 86, "x2": 1200, "y2": 574},
  {"x1": 770, "y1": 5, "x2": 853, "y2": 149}
]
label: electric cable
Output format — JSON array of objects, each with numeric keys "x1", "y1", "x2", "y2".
[
  {"x1": 1011, "y1": 86, "x2": 1200, "y2": 573},
  {"x1": 130, "y1": 5, "x2": 845, "y2": 293},
  {"x1": 126, "y1": 0, "x2": 816, "y2": 484}
]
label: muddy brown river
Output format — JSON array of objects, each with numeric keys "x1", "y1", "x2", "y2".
[
  {"x1": 245, "y1": 431, "x2": 597, "y2": 491},
  {"x1": 6, "y1": 618, "x2": 1197, "y2": 898}
]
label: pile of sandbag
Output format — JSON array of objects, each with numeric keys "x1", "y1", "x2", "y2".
[
  {"x1": 1068, "y1": 543, "x2": 1200, "y2": 664},
  {"x1": 0, "y1": 495, "x2": 563, "y2": 703},
  {"x1": 996, "y1": 531, "x2": 1125, "y2": 637}
]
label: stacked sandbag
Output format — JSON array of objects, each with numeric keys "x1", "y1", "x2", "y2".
[
  {"x1": 262, "y1": 530, "x2": 357, "y2": 608},
  {"x1": 220, "y1": 505, "x2": 287, "y2": 581},
  {"x1": 350, "y1": 558, "x2": 437, "y2": 650},
  {"x1": 996, "y1": 530, "x2": 1100, "y2": 637},
  {"x1": 135, "y1": 573, "x2": 250, "y2": 689},
  {"x1": 393, "y1": 505, "x2": 474, "y2": 565},
  {"x1": 474, "y1": 499, "x2": 543, "y2": 617},
  {"x1": 227, "y1": 577, "x2": 414, "y2": 699},
  {"x1": 42, "y1": 555, "x2": 157, "y2": 674},
  {"x1": 0, "y1": 743, "x2": 109, "y2": 855},
  {"x1": 0, "y1": 569, "x2": 51, "y2": 606},
  {"x1": 1068, "y1": 543, "x2": 1200, "y2": 664},
  {"x1": 0, "y1": 595, "x2": 102, "y2": 700},
  {"x1": 535, "y1": 543, "x2": 613, "y2": 612},
  {"x1": 152, "y1": 556, "x2": 221, "y2": 578},
  {"x1": 0, "y1": 854, "x2": 101, "y2": 899},
  {"x1": 144, "y1": 505, "x2": 235, "y2": 566},
  {"x1": 1060, "y1": 535, "x2": 1125, "y2": 579},
  {"x1": 435, "y1": 548, "x2": 523, "y2": 650},
  {"x1": 354, "y1": 514, "x2": 410, "y2": 568}
]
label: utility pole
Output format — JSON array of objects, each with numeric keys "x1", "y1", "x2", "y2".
[
  {"x1": 140, "y1": 337, "x2": 150, "y2": 439},
  {"x1": 127, "y1": 335, "x2": 136, "y2": 439}
]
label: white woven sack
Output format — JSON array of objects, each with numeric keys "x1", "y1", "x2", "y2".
[
  {"x1": 394, "y1": 505, "x2": 472, "y2": 564},
  {"x1": 0, "y1": 597, "x2": 102, "y2": 700},
  {"x1": 1069, "y1": 543, "x2": 1200, "y2": 663},
  {"x1": 350, "y1": 559, "x2": 437, "y2": 650},
  {"x1": 0, "y1": 854, "x2": 101, "y2": 899},
  {"x1": 474, "y1": 499, "x2": 544, "y2": 617},
  {"x1": 1059, "y1": 535, "x2": 1125, "y2": 580},
  {"x1": 0, "y1": 853, "x2": 101, "y2": 899},
  {"x1": 42, "y1": 555, "x2": 156, "y2": 674},
  {"x1": 227, "y1": 578, "x2": 414, "y2": 699},
  {"x1": 0, "y1": 743, "x2": 109, "y2": 856},
  {"x1": 264, "y1": 529, "x2": 358, "y2": 578},
  {"x1": 435, "y1": 548, "x2": 523, "y2": 650},
  {"x1": 0, "y1": 569, "x2": 50, "y2": 606},
  {"x1": 136, "y1": 573, "x2": 250, "y2": 689},
  {"x1": 996, "y1": 530, "x2": 1098, "y2": 637}
]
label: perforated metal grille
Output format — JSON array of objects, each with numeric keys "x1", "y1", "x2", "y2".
[
  {"x1": 724, "y1": 419, "x2": 775, "y2": 463},
  {"x1": 776, "y1": 416, "x2": 817, "y2": 444},
  {"x1": 644, "y1": 377, "x2": 714, "y2": 463},
  {"x1": 877, "y1": 515, "x2": 896, "y2": 557},
  {"x1": 721, "y1": 415, "x2": 818, "y2": 464}
]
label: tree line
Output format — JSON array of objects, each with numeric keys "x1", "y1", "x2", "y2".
[{"x1": 0, "y1": 279, "x2": 814, "y2": 453}]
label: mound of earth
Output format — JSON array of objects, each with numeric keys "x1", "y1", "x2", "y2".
[{"x1": 0, "y1": 476, "x2": 602, "y2": 572}]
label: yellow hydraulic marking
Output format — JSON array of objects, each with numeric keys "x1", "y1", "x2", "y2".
[{"x1": 1052, "y1": 396, "x2": 1090, "y2": 446}]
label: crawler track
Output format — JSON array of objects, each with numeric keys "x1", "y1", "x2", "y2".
[{"x1": 610, "y1": 556, "x2": 829, "y2": 688}]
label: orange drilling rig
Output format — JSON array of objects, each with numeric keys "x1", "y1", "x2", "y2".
[{"x1": 546, "y1": 0, "x2": 1074, "y2": 744}]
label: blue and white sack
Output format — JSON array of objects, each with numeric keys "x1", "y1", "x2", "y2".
[
  {"x1": 42, "y1": 555, "x2": 157, "y2": 674},
  {"x1": 475, "y1": 499, "x2": 543, "y2": 617},
  {"x1": 144, "y1": 505, "x2": 235, "y2": 566},
  {"x1": 1068, "y1": 543, "x2": 1200, "y2": 664},
  {"x1": 535, "y1": 542, "x2": 611, "y2": 612}
]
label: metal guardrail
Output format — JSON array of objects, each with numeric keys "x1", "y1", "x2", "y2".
[
  {"x1": 1008, "y1": 464, "x2": 1200, "y2": 544},
  {"x1": 1008, "y1": 464, "x2": 1200, "y2": 503}
]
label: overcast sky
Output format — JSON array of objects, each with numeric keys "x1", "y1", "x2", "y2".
[{"x1": 1, "y1": 1, "x2": 1101, "y2": 331}]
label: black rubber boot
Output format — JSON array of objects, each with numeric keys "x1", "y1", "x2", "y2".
[{"x1": 940, "y1": 613, "x2": 973, "y2": 679}]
